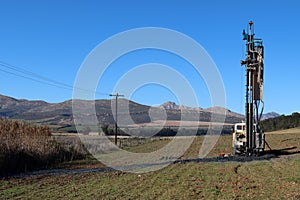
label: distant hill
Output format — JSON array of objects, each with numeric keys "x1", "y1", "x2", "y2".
[
  {"x1": 0, "y1": 94, "x2": 245, "y2": 127},
  {"x1": 261, "y1": 112, "x2": 300, "y2": 132},
  {"x1": 159, "y1": 101, "x2": 198, "y2": 110},
  {"x1": 0, "y1": 94, "x2": 150, "y2": 126},
  {"x1": 261, "y1": 112, "x2": 280, "y2": 120}
]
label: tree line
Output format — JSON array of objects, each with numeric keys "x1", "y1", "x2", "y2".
[{"x1": 261, "y1": 112, "x2": 300, "y2": 132}]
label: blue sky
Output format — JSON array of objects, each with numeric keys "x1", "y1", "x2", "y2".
[{"x1": 0, "y1": 0, "x2": 299, "y2": 114}]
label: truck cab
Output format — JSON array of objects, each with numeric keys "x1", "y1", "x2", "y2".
[
  {"x1": 232, "y1": 123, "x2": 247, "y2": 154},
  {"x1": 232, "y1": 122, "x2": 264, "y2": 155}
]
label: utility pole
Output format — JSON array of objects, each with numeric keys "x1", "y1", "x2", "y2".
[{"x1": 109, "y1": 93, "x2": 124, "y2": 145}]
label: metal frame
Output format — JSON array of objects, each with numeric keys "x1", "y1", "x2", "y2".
[{"x1": 236, "y1": 21, "x2": 265, "y2": 156}]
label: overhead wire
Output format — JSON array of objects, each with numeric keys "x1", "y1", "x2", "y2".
[
  {"x1": 0, "y1": 61, "x2": 110, "y2": 96},
  {"x1": 0, "y1": 67, "x2": 68, "y2": 89},
  {"x1": 0, "y1": 61, "x2": 72, "y2": 89}
]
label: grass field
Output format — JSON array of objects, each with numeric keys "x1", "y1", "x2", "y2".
[{"x1": 1, "y1": 130, "x2": 300, "y2": 199}]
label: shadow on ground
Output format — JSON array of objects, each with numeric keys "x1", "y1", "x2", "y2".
[{"x1": 265, "y1": 146, "x2": 300, "y2": 156}]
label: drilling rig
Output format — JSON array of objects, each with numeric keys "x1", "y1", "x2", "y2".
[{"x1": 232, "y1": 21, "x2": 265, "y2": 156}]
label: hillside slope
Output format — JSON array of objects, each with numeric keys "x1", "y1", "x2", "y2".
[{"x1": 0, "y1": 94, "x2": 244, "y2": 126}]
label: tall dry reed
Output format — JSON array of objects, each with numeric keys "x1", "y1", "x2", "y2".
[{"x1": 0, "y1": 119, "x2": 86, "y2": 176}]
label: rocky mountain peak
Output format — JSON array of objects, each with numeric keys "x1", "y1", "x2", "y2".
[{"x1": 160, "y1": 101, "x2": 180, "y2": 110}]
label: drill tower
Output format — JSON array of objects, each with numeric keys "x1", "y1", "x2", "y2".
[
  {"x1": 242, "y1": 21, "x2": 265, "y2": 155},
  {"x1": 233, "y1": 21, "x2": 265, "y2": 156}
]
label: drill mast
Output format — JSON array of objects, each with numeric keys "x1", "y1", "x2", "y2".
[{"x1": 241, "y1": 21, "x2": 265, "y2": 156}]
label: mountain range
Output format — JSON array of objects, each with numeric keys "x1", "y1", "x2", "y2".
[{"x1": 0, "y1": 94, "x2": 278, "y2": 127}]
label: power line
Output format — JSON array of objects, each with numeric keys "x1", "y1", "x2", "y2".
[
  {"x1": 0, "y1": 61, "x2": 72, "y2": 89},
  {"x1": 0, "y1": 61, "x2": 110, "y2": 96},
  {"x1": 0, "y1": 67, "x2": 70, "y2": 90}
]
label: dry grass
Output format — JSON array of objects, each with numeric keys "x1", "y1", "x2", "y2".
[
  {"x1": 0, "y1": 119, "x2": 87, "y2": 175},
  {"x1": 0, "y1": 127, "x2": 299, "y2": 199},
  {"x1": 0, "y1": 119, "x2": 52, "y2": 156},
  {"x1": 0, "y1": 157, "x2": 299, "y2": 199},
  {"x1": 266, "y1": 127, "x2": 300, "y2": 135}
]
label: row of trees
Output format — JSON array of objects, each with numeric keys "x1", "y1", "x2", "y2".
[
  {"x1": 261, "y1": 112, "x2": 300, "y2": 132},
  {"x1": 99, "y1": 124, "x2": 232, "y2": 137}
]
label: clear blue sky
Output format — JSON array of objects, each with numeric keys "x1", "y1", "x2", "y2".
[{"x1": 0, "y1": 0, "x2": 299, "y2": 114}]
